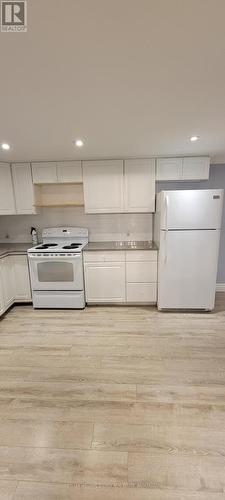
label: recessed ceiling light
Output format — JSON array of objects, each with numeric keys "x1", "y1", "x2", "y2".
[
  {"x1": 75, "y1": 139, "x2": 84, "y2": 147},
  {"x1": 1, "y1": 143, "x2": 10, "y2": 150},
  {"x1": 190, "y1": 136, "x2": 199, "y2": 142}
]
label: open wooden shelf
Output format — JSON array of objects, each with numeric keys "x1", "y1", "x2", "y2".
[
  {"x1": 34, "y1": 183, "x2": 84, "y2": 208},
  {"x1": 35, "y1": 182, "x2": 83, "y2": 186},
  {"x1": 34, "y1": 203, "x2": 84, "y2": 208}
]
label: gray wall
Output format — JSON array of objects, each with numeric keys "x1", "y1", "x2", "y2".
[{"x1": 156, "y1": 164, "x2": 225, "y2": 283}]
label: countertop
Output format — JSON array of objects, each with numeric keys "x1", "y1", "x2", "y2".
[
  {"x1": 0, "y1": 243, "x2": 31, "y2": 258},
  {"x1": 83, "y1": 241, "x2": 158, "y2": 251},
  {"x1": 0, "y1": 241, "x2": 158, "y2": 258}
]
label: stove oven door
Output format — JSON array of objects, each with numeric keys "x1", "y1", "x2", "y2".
[{"x1": 28, "y1": 254, "x2": 84, "y2": 291}]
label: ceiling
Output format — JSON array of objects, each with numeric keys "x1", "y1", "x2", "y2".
[{"x1": 1, "y1": 0, "x2": 225, "y2": 163}]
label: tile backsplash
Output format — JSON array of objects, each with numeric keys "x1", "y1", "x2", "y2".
[{"x1": 0, "y1": 207, "x2": 153, "y2": 243}]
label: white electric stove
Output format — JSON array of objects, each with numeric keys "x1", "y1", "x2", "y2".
[{"x1": 27, "y1": 227, "x2": 88, "y2": 309}]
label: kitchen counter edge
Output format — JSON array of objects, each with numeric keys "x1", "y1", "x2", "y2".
[{"x1": 0, "y1": 243, "x2": 31, "y2": 259}]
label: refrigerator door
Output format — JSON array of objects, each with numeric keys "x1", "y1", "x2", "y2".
[
  {"x1": 160, "y1": 190, "x2": 223, "y2": 230},
  {"x1": 158, "y1": 229, "x2": 220, "y2": 309}
]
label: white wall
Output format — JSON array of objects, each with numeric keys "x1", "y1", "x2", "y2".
[{"x1": 0, "y1": 207, "x2": 153, "y2": 243}]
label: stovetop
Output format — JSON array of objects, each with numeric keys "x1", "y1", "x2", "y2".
[
  {"x1": 27, "y1": 227, "x2": 88, "y2": 254},
  {"x1": 27, "y1": 242, "x2": 86, "y2": 253}
]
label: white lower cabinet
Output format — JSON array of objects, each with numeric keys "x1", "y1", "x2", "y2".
[
  {"x1": 0, "y1": 256, "x2": 15, "y2": 310},
  {"x1": 125, "y1": 250, "x2": 157, "y2": 303},
  {"x1": 13, "y1": 255, "x2": 31, "y2": 301},
  {"x1": 0, "y1": 280, "x2": 4, "y2": 315},
  {"x1": 84, "y1": 262, "x2": 126, "y2": 303},
  {"x1": 84, "y1": 250, "x2": 158, "y2": 304},
  {"x1": 0, "y1": 254, "x2": 31, "y2": 317}
]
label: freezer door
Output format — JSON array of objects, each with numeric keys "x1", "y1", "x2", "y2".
[
  {"x1": 158, "y1": 229, "x2": 220, "y2": 309},
  {"x1": 160, "y1": 190, "x2": 223, "y2": 230}
]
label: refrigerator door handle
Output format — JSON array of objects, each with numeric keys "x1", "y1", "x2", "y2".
[
  {"x1": 165, "y1": 195, "x2": 169, "y2": 231},
  {"x1": 164, "y1": 230, "x2": 167, "y2": 263}
]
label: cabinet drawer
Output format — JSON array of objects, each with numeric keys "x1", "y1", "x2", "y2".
[
  {"x1": 126, "y1": 283, "x2": 157, "y2": 303},
  {"x1": 126, "y1": 261, "x2": 157, "y2": 283},
  {"x1": 126, "y1": 250, "x2": 157, "y2": 262},
  {"x1": 83, "y1": 251, "x2": 125, "y2": 263}
]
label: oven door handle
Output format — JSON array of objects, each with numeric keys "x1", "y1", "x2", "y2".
[{"x1": 28, "y1": 254, "x2": 82, "y2": 259}]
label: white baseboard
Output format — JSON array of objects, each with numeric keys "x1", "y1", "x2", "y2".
[{"x1": 216, "y1": 283, "x2": 225, "y2": 292}]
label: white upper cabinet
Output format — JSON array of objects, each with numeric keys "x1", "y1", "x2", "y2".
[
  {"x1": 83, "y1": 159, "x2": 155, "y2": 213},
  {"x1": 32, "y1": 161, "x2": 82, "y2": 184},
  {"x1": 11, "y1": 163, "x2": 36, "y2": 214},
  {"x1": 0, "y1": 163, "x2": 36, "y2": 215},
  {"x1": 182, "y1": 157, "x2": 210, "y2": 180},
  {"x1": 156, "y1": 158, "x2": 183, "y2": 181},
  {"x1": 124, "y1": 159, "x2": 155, "y2": 212},
  {"x1": 32, "y1": 162, "x2": 58, "y2": 183},
  {"x1": 83, "y1": 160, "x2": 124, "y2": 213},
  {"x1": 0, "y1": 163, "x2": 15, "y2": 215},
  {"x1": 156, "y1": 157, "x2": 210, "y2": 181},
  {"x1": 56, "y1": 161, "x2": 82, "y2": 183}
]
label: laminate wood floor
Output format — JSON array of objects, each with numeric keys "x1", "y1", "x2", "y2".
[{"x1": 0, "y1": 294, "x2": 225, "y2": 499}]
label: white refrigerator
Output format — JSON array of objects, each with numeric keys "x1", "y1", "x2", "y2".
[{"x1": 154, "y1": 189, "x2": 224, "y2": 310}]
